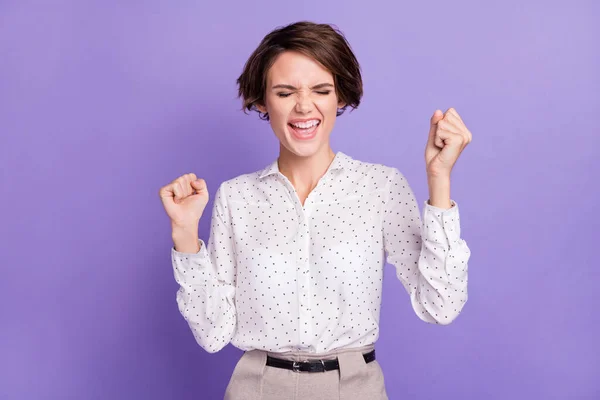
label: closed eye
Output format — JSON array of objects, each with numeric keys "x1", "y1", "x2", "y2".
[{"x1": 276, "y1": 90, "x2": 331, "y2": 98}]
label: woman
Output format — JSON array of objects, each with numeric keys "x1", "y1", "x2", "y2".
[{"x1": 159, "y1": 21, "x2": 472, "y2": 400}]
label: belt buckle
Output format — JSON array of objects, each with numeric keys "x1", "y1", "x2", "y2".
[
  {"x1": 292, "y1": 359, "x2": 326, "y2": 373},
  {"x1": 292, "y1": 361, "x2": 301, "y2": 373}
]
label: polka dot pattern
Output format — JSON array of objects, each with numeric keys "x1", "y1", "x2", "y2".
[{"x1": 171, "y1": 151, "x2": 471, "y2": 354}]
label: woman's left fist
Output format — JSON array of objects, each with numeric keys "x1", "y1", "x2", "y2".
[{"x1": 425, "y1": 107, "x2": 472, "y2": 178}]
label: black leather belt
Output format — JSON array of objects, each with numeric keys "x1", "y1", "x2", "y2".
[{"x1": 266, "y1": 349, "x2": 376, "y2": 373}]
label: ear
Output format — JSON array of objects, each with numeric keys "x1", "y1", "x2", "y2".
[
  {"x1": 255, "y1": 102, "x2": 267, "y2": 113},
  {"x1": 337, "y1": 100, "x2": 347, "y2": 109}
]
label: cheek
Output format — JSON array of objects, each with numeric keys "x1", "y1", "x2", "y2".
[
  {"x1": 317, "y1": 97, "x2": 339, "y2": 118},
  {"x1": 266, "y1": 98, "x2": 292, "y2": 121},
  {"x1": 265, "y1": 100, "x2": 290, "y2": 135}
]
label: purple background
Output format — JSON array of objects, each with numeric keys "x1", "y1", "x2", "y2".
[{"x1": 1, "y1": 1, "x2": 598, "y2": 399}]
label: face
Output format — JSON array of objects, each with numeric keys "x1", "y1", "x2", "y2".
[{"x1": 257, "y1": 51, "x2": 345, "y2": 158}]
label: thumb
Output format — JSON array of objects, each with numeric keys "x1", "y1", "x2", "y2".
[
  {"x1": 430, "y1": 109, "x2": 444, "y2": 126},
  {"x1": 191, "y1": 179, "x2": 206, "y2": 193},
  {"x1": 427, "y1": 109, "x2": 444, "y2": 144}
]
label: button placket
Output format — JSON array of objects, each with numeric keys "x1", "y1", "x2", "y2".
[
  {"x1": 277, "y1": 171, "x2": 325, "y2": 348},
  {"x1": 300, "y1": 201, "x2": 312, "y2": 343}
]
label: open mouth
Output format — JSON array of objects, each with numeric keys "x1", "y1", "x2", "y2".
[{"x1": 288, "y1": 119, "x2": 321, "y2": 140}]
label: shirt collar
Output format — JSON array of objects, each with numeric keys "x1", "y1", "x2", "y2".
[{"x1": 258, "y1": 151, "x2": 351, "y2": 179}]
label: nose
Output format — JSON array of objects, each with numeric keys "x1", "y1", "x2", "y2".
[{"x1": 294, "y1": 91, "x2": 313, "y2": 114}]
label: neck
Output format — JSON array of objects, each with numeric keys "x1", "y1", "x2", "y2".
[{"x1": 277, "y1": 145, "x2": 336, "y2": 193}]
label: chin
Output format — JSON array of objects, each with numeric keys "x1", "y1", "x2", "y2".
[
  {"x1": 275, "y1": 123, "x2": 331, "y2": 157},
  {"x1": 283, "y1": 140, "x2": 328, "y2": 158}
]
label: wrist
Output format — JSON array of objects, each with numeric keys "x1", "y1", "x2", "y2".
[
  {"x1": 171, "y1": 222, "x2": 199, "y2": 240},
  {"x1": 171, "y1": 217, "x2": 199, "y2": 230},
  {"x1": 427, "y1": 175, "x2": 452, "y2": 209},
  {"x1": 171, "y1": 225, "x2": 201, "y2": 254},
  {"x1": 427, "y1": 170, "x2": 450, "y2": 182}
]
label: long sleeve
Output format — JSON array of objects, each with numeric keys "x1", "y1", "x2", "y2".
[
  {"x1": 171, "y1": 183, "x2": 237, "y2": 353},
  {"x1": 382, "y1": 167, "x2": 471, "y2": 325}
]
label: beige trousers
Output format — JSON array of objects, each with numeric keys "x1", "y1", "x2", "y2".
[{"x1": 224, "y1": 344, "x2": 388, "y2": 400}]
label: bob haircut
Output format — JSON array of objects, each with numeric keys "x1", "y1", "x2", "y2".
[{"x1": 237, "y1": 21, "x2": 363, "y2": 121}]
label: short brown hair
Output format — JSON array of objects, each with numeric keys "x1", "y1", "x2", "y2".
[{"x1": 237, "y1": 21, "x2": 363, "y2": 121}]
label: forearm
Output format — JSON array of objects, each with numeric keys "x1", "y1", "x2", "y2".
[
  {"x1": 414, "y1": 196, "x2": 470, "y2": 324},
  {"x1": 172, "y1": 247, "x2": 237, "y2": 353},
  {"x1": 171, "y1": 222, "x2": 201, "y2": 253},
  {"x1": 427, "y1": 174, "x2": 452, "y2": 210}
]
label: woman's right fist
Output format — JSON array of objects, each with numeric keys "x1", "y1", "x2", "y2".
[{"x1": 159, "y1": 173, "x2": 209, "y2": 228}]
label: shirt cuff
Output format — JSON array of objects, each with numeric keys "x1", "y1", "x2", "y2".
[
  {"x1": 171, "y1": 238, "x2": 208, "y2": 258},
  {"x1": 422, "y1": 199, "x2": 462, "y2": 244}
]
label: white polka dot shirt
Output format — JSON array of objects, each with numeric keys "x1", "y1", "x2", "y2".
[{"x1": 171, "y1": 151, "x2": 471, "y2": 354}]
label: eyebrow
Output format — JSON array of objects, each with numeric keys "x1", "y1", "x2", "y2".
[{"x1": 271, "y1": 83, "x2": 334, "y2": 90}]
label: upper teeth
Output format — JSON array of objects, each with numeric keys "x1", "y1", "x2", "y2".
[{"x1": 292, "y1": 120, "x2": 319, "y2": 129}]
